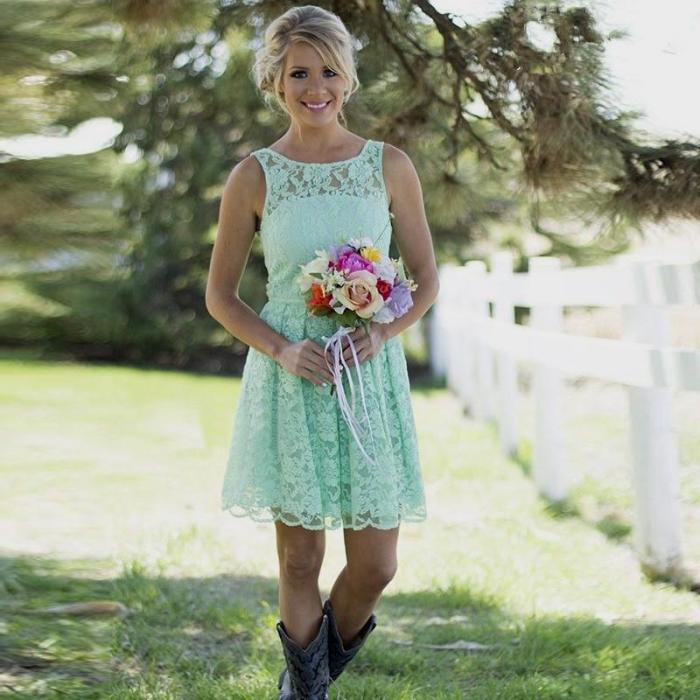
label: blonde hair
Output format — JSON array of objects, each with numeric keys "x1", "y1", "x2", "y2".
[{"x1": 252, "y1": 5, "x2": 360, "y2": 124}]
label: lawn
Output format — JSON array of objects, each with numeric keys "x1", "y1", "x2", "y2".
[{"x1": 2, "y1": 353, "x2": 700, "y2": 699}]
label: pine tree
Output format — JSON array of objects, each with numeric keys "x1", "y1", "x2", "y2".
[{"x1": 3, "y1": 0, "x2": 698, "y2": 367}]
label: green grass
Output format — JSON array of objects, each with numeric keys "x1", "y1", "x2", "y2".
[{"x1": 2, "y1": 354, "x2": 700, "y2": 699}]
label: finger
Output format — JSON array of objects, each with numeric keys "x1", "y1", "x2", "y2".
[
  {"x1": 343, "y1": 339, "x2": 365, "y2": 360},
  {"x1": 355, "y1": 326, "x2": 368, "y2": 339},
  {"x1": 341, "y1": 345, "x2": 358, "y2": 365},
  {"x1": 344, "y1": 354, "x2": 360, "y2": 368},
  {"x1": 301, "y1": 366, "x2": 323, "y2": 386},
  {"x1": 319, "y1": 363, "x2": 335, "y2": 383},
  {"x1": 316, "y1": 345, "x2": 335, "y2": 369},
  {"x1": 346, "y1": 353, "x2": 363, "y2": 369},
  {"x1": 307, "y1": 354, "x2": 335, "y2": 382},
  {"x1": 315, "y1": 340, "x2": 338, "y2": 359},
  {"x1": 313, "y1": 343, "x2": 335, "y2": 371},
  {"x1": 308, "y1": 364, "x2": 333, "y2": 386}
]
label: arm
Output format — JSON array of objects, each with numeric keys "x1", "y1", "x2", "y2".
[
  {"x1": 205, "y1": 156, "x2": 292, "y2": 363},
  {"x1": 378, "y1": 143, "x2": 440, "y2": 341}
]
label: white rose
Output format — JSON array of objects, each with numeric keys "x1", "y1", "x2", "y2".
[{"x1": 373, "y1": 256, "x2": 396, "y2": 284}]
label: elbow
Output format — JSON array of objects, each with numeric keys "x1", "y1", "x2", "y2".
[
  {"x1": 430, "y1": 282, "x2": 440, "y2": 309},
  {"x1": 422, "y1": 273, "x2": 440, "y2": 306},
  {"x1": 205, "y1": 289, "x2": 222, "y2": 319},
  {"x1": 204, "y1": 290, "x2": 214, "y2": 317},
  {"x1": 205, "y1": 289, "x2": 240, "y2": 319}
]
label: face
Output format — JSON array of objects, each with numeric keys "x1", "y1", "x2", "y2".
[{"x1": 279, "y1": 41, "x2": 347, "y2": 124}]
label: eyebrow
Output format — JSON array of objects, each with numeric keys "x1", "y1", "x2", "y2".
[{"x1": 289, "y1": 65, "x2": 330, "y2": 70}]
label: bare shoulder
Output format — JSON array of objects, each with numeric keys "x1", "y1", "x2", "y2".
[
  {"x1": 382, "y1": 142, "x2": 416, "y2": 175},
  {"x1": 223, "y1": 153, "x2": 265, "y2": 219},
  {"x1": 381, "y1": 142, "x2": 421, "y2": 207}
]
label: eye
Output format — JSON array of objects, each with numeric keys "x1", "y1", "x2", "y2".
[{"x1": 290, "y1": 68, "x2": 338, "y2": 78}]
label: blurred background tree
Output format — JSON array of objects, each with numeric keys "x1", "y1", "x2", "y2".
[
  {"x1": 1, "y1": 0, "x2": 698, "y2": 371},
  {"x1": 0, "y1": 1, "x2": 128, "y2": 354}
]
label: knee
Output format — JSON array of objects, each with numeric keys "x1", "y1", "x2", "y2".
[
  {"x1": 349, "y1": 558, "x2": 398, "y2": 594},
  {"x1": 280, "y1": 547, "x2": 324, "y2": 583}
]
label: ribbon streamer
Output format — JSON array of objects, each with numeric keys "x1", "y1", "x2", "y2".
[{"x1": 322, "y1": 326, "x2": 380, "y2": 467}]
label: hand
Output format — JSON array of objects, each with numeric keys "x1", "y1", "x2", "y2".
[
  {"x1": 339, "y1": 322, "x2": 388, "y2": 368},
  {"x1": 276, "y1": 339, "x2": 335, "y2": 387}
]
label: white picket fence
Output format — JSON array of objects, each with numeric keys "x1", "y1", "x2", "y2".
[{"x1": 430, "y1": 251, "x2": 700, "y2": 579}]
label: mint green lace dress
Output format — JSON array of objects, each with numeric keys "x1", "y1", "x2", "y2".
[{"x1": 221, "y1": 139, "x2": 427, "y2": 530}]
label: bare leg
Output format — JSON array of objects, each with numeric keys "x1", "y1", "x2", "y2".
[
  {"x1": 275, "y1": 520, "x2": 326, "y2": 648},
  {"x1": 328, "y1": 526, "x2": 399, "y2": 647}
]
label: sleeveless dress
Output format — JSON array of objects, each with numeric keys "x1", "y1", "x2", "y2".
[{"x1": 221, "y1": 138, "x2": 428, "y2": 530}]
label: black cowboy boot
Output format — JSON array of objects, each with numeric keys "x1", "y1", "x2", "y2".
[
  {"x1": 323, "y1": 597, "x2": 377, "y2": 683},
  {"x1": 276, "y1": 613, "x2": 330, "y2": 700}
]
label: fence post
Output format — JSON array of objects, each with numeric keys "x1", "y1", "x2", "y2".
[
  {"x1": 451, "y1": 267, "x2": 473, "y2": 411},
  {"x1": 491, "y1": 251, "x2": 518, "y2": 456},
  {"x1": 429, "y1": 263, "x2": 455, "y2": 380},
  {"x1": 530, "y1": 256, "x2": 567, "y2": 501},
  {"x1": 444, "y1": 267, "x2": 465, "y2": 399},
  {"x1": 463, "y1": 261, "x2": 492, "y2": 419},
  {"x1": 618, "y1": 255, "x2": 684, "y2": 578}
]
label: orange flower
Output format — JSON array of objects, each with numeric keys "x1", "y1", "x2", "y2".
[{"x1": 308, "y1": 282, "x2": 333, "y2": 310}]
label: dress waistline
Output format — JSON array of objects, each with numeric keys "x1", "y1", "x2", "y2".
[{"x1": 265, "y1": 295, "x2": 307, "y2": 305}]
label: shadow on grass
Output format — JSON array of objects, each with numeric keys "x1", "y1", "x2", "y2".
[
  {"x1": 3, "y1": 553, "x2": 700, "y2": 699},
  {"x1": 511, "y1": 437, "x2": 638, "y2": 550}
]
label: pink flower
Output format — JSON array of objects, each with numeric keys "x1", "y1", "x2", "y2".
[{"x1": 334, "y1": 251, "x2": 374, "y2": 275}]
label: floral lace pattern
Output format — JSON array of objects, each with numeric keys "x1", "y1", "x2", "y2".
[
  {"x1": 255, "y1": 140, "x2": 387, "y2": 221},
  {"x1": 221, "y1": 139, "x2": 427, "y2": 530}
]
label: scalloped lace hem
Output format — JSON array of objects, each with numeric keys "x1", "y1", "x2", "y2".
[{"x1": 222, "y1": 503, "x2": 428, "y2": 531}]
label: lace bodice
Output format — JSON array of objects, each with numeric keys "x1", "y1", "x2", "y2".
[{"x1": 251, "y1": 139, "x2": 392, "y2": 304}]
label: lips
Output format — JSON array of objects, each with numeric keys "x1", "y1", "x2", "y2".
[{"x1": 301, "y1": 100, "x2": 332, "y2": 112}]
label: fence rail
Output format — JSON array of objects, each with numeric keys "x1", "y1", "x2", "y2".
[{"x1": 430, "y1": 251, "x2": 700, "y2": 580}]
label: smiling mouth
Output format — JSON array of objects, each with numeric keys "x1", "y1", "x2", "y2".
[{"x1": 301, "y1": 100, "x2": 332, "y2": 112}]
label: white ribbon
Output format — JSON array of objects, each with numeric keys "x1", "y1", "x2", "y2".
[{"x1": 322, "y1": 326, "x2": 379, "y2": 467}]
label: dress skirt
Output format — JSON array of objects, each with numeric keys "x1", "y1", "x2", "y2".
[{"x1": 221, "y1": 298, "x2": 427, "y2": 530}]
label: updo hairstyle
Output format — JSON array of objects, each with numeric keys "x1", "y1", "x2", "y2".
[{"x1": 252, "y1": 5, "x2": 361, "y2": 123}]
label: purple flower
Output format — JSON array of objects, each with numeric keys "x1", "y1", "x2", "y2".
[
  {"x1": 328, "y1": 244, "x2": 355, "y2": 262},
  {"x1": 385, "y1": 279, "x2": 413, "y2": 317},
  {"x1": 334, "y1": 251, "x2": 374, "y2": 274}
]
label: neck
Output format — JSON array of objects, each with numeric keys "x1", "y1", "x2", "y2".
[{"x1": 283, "y1": 123, "x2": 349, "y2": 152}]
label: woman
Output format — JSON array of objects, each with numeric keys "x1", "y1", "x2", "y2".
[{"x1": 205, "y1": 5, "x2": 440, "y2": 698}]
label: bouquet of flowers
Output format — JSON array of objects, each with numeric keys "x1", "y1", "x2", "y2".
[{"x1": 295, "y1": 220, "x2": 417, "y2": 466}]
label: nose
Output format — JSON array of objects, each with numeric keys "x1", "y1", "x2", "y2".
[{"x1": 306, "y1": 73, "x2": 329, "y2": 97}]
